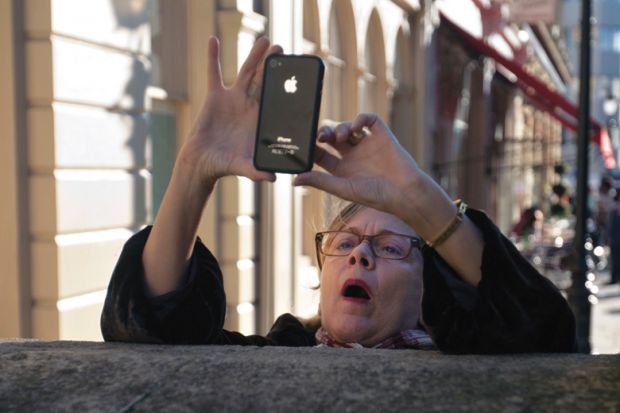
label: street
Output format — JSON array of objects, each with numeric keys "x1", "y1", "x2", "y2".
[
  {"x1": 520, "y1": 242, "x2": 619, "y2": 354},
  {"x1": 592, "y1": 271, "x2": 620, "y2": 354}
]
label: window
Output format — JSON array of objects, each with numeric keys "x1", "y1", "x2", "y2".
[
  {"x1": 147, "y1": 0, "x2": 186, "y2": 216},
  {"x1": 599, "y1": 26, "x2": 620, "y2": 52},
  {"x1": 361, "y1": 10, "x2": 387, "y2": 116},
  {"x1": 327, "y1": 4, "x2": 345, "y2": 121},
  {"x1": 390, "y1": 28, "x2": 415, "y2": 155},
  {"x1": 362, "y1": 19, "x2": 379, "y2": 112},
  {"x1": 146, "y1": 100, "x2": 176, "y2": 217},
  {"x1": 303, "y1": 0, "x2": 320, "y2": 52}
]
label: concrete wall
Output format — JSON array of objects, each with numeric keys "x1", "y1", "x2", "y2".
[{"x1": 1, "y1": 340, "x2": 618, "y2": 411}]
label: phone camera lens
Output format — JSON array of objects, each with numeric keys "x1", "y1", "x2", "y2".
[{"x1": 270, "y1": 60, "x2": 278, "y2": 68}]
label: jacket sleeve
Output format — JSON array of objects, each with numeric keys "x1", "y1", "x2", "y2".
[
  {"x1": 100, "y1": 226, "x2": 227, "y2": 344},
  {"x1": 421, "y1": 208, "x2": 577, "y2": 354}
]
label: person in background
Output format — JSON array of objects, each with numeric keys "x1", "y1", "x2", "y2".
[
  {"x1": 606, "y1": 191, "x2": 620, "y2": 284},
  {"x1": 597, "y1": 178, "x2": 616, "y2": 246},
  {"x1": 511, "y1": 206, "x2": 543, "y2": 242}
]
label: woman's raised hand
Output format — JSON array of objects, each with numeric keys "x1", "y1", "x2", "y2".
[
  {"x1": 181, "y1": 36, "x2": 282, "y2": 184},
  {"x1": 293, "y1": 113, "x2": 424, "y2": 216}
]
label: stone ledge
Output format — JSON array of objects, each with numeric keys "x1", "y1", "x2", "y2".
[{"x1": 0, "y1": 340, "x2": 618, "y2": 412}]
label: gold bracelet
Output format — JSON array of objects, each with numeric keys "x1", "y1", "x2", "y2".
[{"x1": 426, "y1": 200, "x2": 468, "y2": 248}]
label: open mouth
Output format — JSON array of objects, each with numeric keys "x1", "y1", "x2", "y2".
[{"x1": 341, "y1": 279, "x2": 372, "y2": 301}]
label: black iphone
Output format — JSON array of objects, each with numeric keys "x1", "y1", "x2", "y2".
[{"x1": 253, "y1": 54, "x2": 325, "y2": 173}]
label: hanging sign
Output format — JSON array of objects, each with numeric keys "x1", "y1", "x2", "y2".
[{"x1": 509, "y1": 0, "x2": 557, "y2": 24}]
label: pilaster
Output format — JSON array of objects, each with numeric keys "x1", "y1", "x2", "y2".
[
  {"x1": 24, "y1": 0, "x2": 152, "y2": 340},
  {"x1": 0, "y1": 0, "x2": 30, "y2": 338},
  {"x1": 216, "y1": 2, "x2": 267, "y2": 334}
]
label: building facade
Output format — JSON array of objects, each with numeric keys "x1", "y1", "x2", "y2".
[
  {"x1": 562, "y1": 0, "x2": 620, "y2": 172},
  {"x1": 1, "y1": 0, "x2": 575, "y2": 340},
  {"x1": 1, "y1": 0, "x2": 433, "y2": 339},
  {"x1": 434, "y1": 0, "x2": 569, "y2": 233}
]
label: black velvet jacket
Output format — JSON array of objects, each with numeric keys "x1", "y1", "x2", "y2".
[{"x1": 100, "y1": 209, "x2": 577, "y2": 353}]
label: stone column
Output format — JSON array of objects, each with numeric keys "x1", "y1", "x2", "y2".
[
  {"x1": 463, "y1": 61, "x2": 494, "y2": 211},
  {"x1": 217, "y1": 1, "x2": 267, "y2": 334},
  {"x1": 0, "y1": 0, "x2": 30, "y2": 338}
]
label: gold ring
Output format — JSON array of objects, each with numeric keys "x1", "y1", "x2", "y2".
[{"x1": 347, "y1": 130, "x2": 367, "y2": 145}]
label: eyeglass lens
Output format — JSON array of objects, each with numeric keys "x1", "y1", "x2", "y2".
[{"x1": 321, "y1": 232, "x2": 413, "y2": 259}]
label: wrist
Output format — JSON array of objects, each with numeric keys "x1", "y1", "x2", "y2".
[
  {"x1": 178, "y1": 140, "x2": 219, "y2": 188},
  {"x1": 398, "y1": 172, "x2": 457, "y2": 241}
]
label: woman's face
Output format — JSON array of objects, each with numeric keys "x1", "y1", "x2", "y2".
[{"x1": 319, "y1": 207, "x2": 423, "y2": 346}]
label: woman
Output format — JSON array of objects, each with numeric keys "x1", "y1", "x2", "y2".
[{"x1": 101, "y1": 37, "x2": 576, "y2": 353}]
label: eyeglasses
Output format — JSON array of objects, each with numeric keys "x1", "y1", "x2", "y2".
[{"x1": 315, "y1": 231, "x2": 423, "y2": 269}]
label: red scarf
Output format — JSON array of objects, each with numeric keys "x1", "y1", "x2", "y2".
[{"x1": 314, "y1": 327, "x2": 436, "y2": 350}]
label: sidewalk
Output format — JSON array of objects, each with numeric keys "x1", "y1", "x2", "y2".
[
  {"x1": 535, "y1": 255, "x2": 619, "y2": 354},
  {"x1": 592, "y1": 271, "x2": 620, "y2": 354}
]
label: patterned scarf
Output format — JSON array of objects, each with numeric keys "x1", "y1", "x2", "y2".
[{"x1": 314, "y1": 327, "x2": 436, "y2": 350}]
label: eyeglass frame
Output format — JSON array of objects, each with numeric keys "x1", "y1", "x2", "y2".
[{"x1": 314, "y1": 230, "x2": 423, "y2": 270}]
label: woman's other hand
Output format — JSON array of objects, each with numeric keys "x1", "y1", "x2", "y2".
[
  {"x1": 143, "y1": 37, "x2": 281, "y2": 296},
  {"x1": 180, "y1": 36, "x2": 281, "y2": 184},
  {"x1": 293, "y1": 113, "x2": 423, "y2": 217},
  {"x1": 294, "y1": 113, "x2": 484, "y2": 286}
]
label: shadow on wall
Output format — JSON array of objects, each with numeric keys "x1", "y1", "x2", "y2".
[
  {"x1": 110, "y1": 0, "x2": 151, "y2": 226},
  {"x1": 111, "y1": 0, "x2": 150, "y2": 29}
]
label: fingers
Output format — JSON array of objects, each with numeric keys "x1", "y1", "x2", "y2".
[
  {"x1": 236, "y1": 37, "x2": 271, "y2": 90},
  {"x1": 207, "y1": 36, "x2": 224, "y2": 91},
  {"x1": 317, "y1": 125, "x2": 335, "y2": 144},
  {"x1": 351, "y1": 112, "x2": 379, "y2": 132},
  {"x1": 317, "y1": 122, "x2": 353, "y2": 146},
  {"x1": 318, "y1": 113, "x2": 386, "y2": 152},
  {"x1": 248, "y1": 170, "x2": 277, "y2": 183},
  {"x1": 312, "y1": 145, "x2": 341, "y2": 173},
  {"x1": 334, "y1": 122, "x2": 354, "y2": 143},
  {"x1": 293, "y1": 171, "x2": 352, "y2": 200},
  {"x1": 237, "y1": 163, "x2": 277, "y2": 183},
  {"x1": 318, "y1": 115, "x2": 376, "y2": 144},
  {"x1": 245, "y1": 43, "x2": 284, "y2": 99}
]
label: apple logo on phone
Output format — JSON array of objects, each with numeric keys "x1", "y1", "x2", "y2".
[{"x1": 284, "y1": 76, "x2": 298, "y2": 93}]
